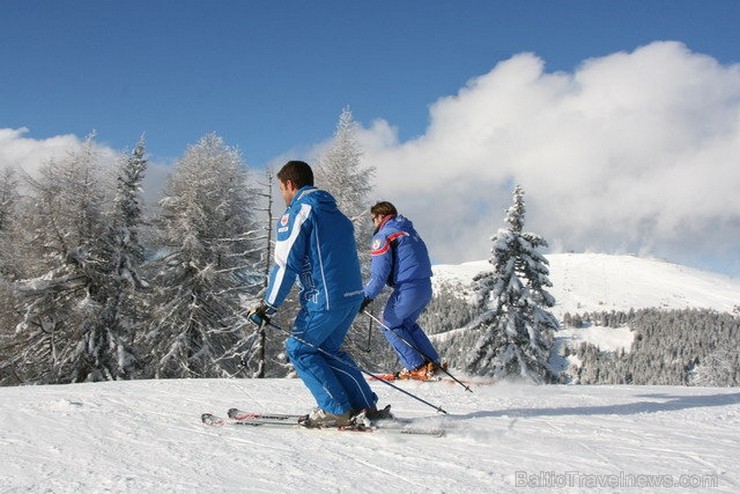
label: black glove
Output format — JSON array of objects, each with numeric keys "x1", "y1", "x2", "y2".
[
  {"x1": 358, "y1": 297, "x2": 373, "y2": 314},
  {"x1": 248, "y1": 301, "x2": 277, "y2": 327}
]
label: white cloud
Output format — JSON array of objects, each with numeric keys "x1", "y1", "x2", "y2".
[
  {"x1": 4, "y1": 41, "x2": 738, "y2": 277},
  {"x1": 0, "y1": 127, "x2": 171, "y2": 206},
  {"x1": 355, "y1": 41, "x2": 740, "y2": 274},
  {"x1": 0, "y1": 127, "x2": 85, "y2": 175},
  {"x1": 0, "y1": 127, "x2": 128, "y2": 175}
]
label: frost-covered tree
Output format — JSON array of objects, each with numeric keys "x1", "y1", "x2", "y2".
[
  {"x1": 0, "y1": 167, "x2": 19, "y2": 234},
  {"x1": 79, "y1": 139, "x2": 152, "y2": 380},
  {"x1": 9, "y1": 135, "x2": 137, "y2": 383},
  {"x1": 572, "y1": 308, "x2": 740, "y2": 386},
  {"x1": 145, "y1": 133, "x2": 262, "y2": 379},
  {"x1": 467, "y1": 185, "x2": 558, "y2": 382},
  {"x1": 0, "y1": 167, "x2": 23, "y2": 384},
  {"x1": 688, "y1": 347, "x2": 737, "y2": 387},
  {"x1": 314, "y1": 106, "x2": 375, "y2": 273},
  {"x1": 109, "y1": 137, "x2": 148, "y2": 289},
  {"x1": 0, "y1": 166, "x2": 22, "y2": 278}
]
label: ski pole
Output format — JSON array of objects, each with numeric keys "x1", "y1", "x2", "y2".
[
  {"x1": 265, "y1": 320, "x2": 447, "y2": 414},
  {"x1": 363, "y1": 310, "x2": 473, "y2": 393},
  {"x1": 365, "y1": 316, "x2": 373, "y2": 352}
]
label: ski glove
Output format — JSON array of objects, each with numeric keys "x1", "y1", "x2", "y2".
[
  {"x1": 358, "y1": 297, "x2": 373, "y2": 314},
  {"x1": 248, "y1": 301, "x2": 277, "y2": 327}
]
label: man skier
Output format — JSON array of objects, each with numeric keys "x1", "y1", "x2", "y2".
[
  {"x1": 360, "y1": 201, "x2": 443, "y2": 380},
  {"x1": 247, "y1": 160, "x2": 379, "y2": 428}
]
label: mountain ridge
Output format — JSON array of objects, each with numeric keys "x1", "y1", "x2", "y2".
[{"x1": 432, "y1": 252, "x2": 740, "y2": 318}]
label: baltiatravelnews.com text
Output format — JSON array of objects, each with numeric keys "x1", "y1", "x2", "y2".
[{"x1": 515, "y1": 470, "x2": 719, "y2": 489}]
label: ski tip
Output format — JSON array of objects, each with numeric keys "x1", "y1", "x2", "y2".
[
  {"x1": 368, "y1": 374, "x2": 397, "y2": 381},
  {"x1": 201, "y1": 412, "x2": 225, "y2": 426}
]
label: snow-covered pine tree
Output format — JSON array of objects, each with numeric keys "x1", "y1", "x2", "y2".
[
  {"x1": 467, "y1": 185, "x2": 559, "y2": 383},
  {"x1": 84, "y1": 138, "x2": 152, "y2": 379},
  {"x1": 10, "y1": 134, "x2": 137, "y2": 383},
  {"x1": 314, "y1": 106, "x2": 375, "y2": 275},
  {"x1": 145, "y1": 133, "x2": 262, "y2": 379},
  {"x1": 109, "y1": 137, "x2": 148, "y2": 289}
]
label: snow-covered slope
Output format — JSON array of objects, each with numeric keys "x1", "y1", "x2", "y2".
[
  {"x1": 3, "y1": 254, "x2": 739, "y2": 492},
  {"x1": 2, "y1": 379, "x2": 738, "y2": 492},
  {"x1": 433, "y1": 253, "x2": 740, "y2": 318}
]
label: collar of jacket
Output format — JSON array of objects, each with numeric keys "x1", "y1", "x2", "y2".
[
  {"x1": 373, "y1": 214, "x2": 396, "y2": 235},
  {"x1": 291, "y1": 186, "x2": 318, "y2": 206}
]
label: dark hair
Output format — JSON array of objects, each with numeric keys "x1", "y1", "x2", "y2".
[
  {"x1": 277, "y1": 160, "x2": 314, "y2": 189},
  {"x1": 370, "y1": 201, "x2": 397, "y2": 217}
]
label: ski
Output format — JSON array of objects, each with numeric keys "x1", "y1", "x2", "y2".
[
  {"x1": 228, "y1": 406, "x2": 417, "y2": 428},
  {"x1": 227, "y1": 408, "x2": 306, "y2": 422},
  {"x1": 369, "y1": 374, "x2": 456, "y2": 383},
  {"x1": 368, "y1": 374, "x2": 490, "y2": 387},
  {"x1": 201, "y1": 410, "x2": 444, "y2": 437},
  {"x1": 201, "y1": 412, "x2": 375, "y2": 433}
]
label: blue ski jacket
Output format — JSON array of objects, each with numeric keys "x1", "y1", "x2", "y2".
[
  {"x1": 364, "y1": 215, "x2": 433, "y2": 300},
  {"x1": 265, "y1": 186, "x2": 364, "y2": 311}
]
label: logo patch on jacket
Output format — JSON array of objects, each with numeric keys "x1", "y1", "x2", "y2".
[
  {"x1": 280, "y1": 214, "x2": 289, "y2": 226},
  {"x1": 372, "y1": 239, "x2": 382, "y2": 250}
]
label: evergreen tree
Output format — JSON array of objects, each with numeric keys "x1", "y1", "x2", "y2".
[
  {"x1": 9, "y1": 135, "x2": 137, "y2": 383},
  {"x1": 110, "y1": 137, "x2": 148, "y2": 289},
  {"x1": 145, "y1": 133, "x2": 261, "y2": 379},
  {"x1": 87, "y1": 139, "x2": 151, "y2": 379},
  {"x1": 572, "y1": 308, "x2": 740, "y2": 386},
  {"x1": 419, "y1": 284, "x2": 476, "y2": 335},
  {"x1": 466, "y1": 185, "x2": 558, "y2": 382}
]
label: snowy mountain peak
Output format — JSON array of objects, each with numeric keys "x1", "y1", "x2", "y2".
[{"x1": 432, "y1": 253, "x2": 740, "y2": 317}]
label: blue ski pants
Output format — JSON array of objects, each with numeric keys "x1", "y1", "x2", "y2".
[
  {"x1": 381, "y1": 280, "x2": 440, "y2": 370},
  {"x1": 286, "y1": 302, "x2": 378, "y2": 415}
]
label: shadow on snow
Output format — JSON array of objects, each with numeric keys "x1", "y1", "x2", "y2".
[{"x1": 453, "y1": 392, "x2": 740, "y2": 420}]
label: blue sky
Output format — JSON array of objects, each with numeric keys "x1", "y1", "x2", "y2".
[
  {"x1": 3, "y1": 1, "x2": 738, "y2": 164},
  {"x1": 2, "y1": 1, "x2": 739, "y2": 276}
]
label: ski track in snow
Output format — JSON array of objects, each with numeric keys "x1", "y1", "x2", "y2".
[{"x1": 1, "y1": 378, "x2": 739, "y2": 493}]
